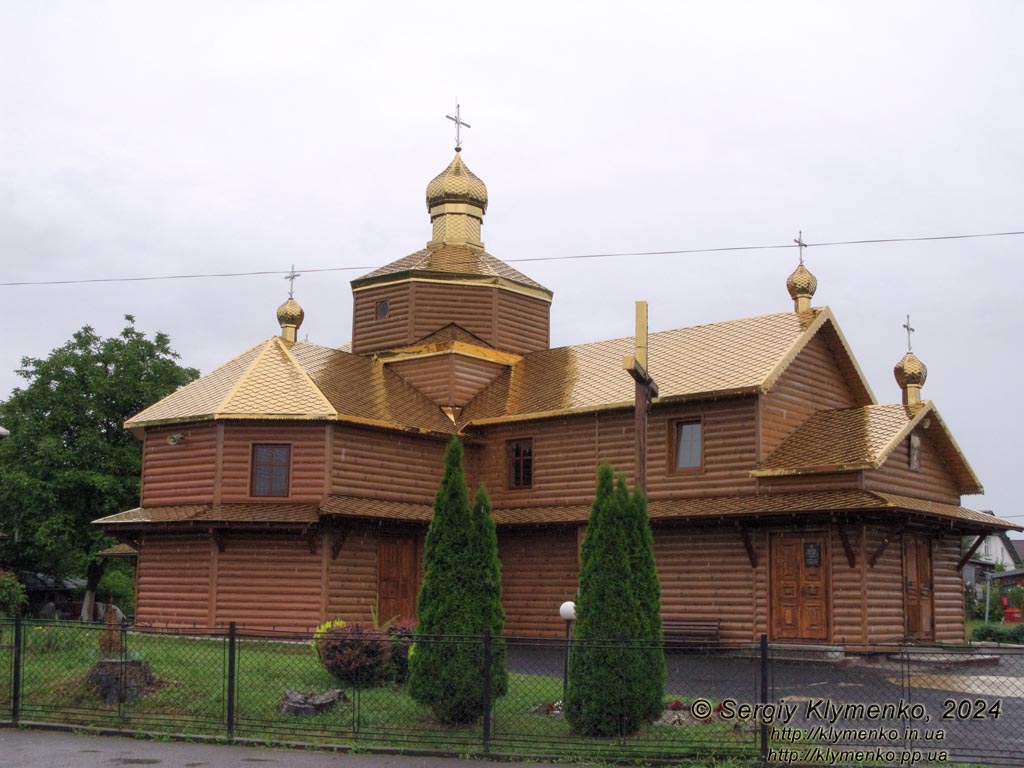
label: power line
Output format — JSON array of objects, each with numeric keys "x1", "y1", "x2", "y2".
[{"x1": 3, "y1": 228, "x2": 1023, "y2": 288}]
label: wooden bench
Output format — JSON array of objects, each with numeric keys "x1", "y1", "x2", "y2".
[{"x1": 662, "y1": 618, "x2": 721, "y2": 648}]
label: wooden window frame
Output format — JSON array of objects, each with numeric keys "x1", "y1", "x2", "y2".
[
  {"x1": 669, "y1": 417, "x2": 704, "y2": 473},
  {"x1": 250, "y1": 443, "x2": 292, "y2": 498},
  {"x1": 375, "y1": 300, "x2": 390, "y2": 321},
  {"x1": 507, "y1": 438, "x2": 534, "y2": 491}
]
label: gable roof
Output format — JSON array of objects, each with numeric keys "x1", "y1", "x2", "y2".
[
  {"x1": 459, "y1": 307, "x2": 874, "y2": 425},
  {"x1": 751, "y1": 401, "x2": 983, "y2": 494}
]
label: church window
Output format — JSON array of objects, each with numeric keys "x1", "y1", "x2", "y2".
[
  {"x1": 375, "y1": 300, "x2": 390, "y2": 320},
  {"x1": 909, "y1": 433, "x2": 922, "y2": 472},
  {"x1": 674, "y1": 420, "x2": 702, "y2": 470},
  {"x1": 251, "y1": 444, "x2": 291, "y2": 497},
  {"x1": 508, "y1": 439, "x2": 533, "y2": 490}
]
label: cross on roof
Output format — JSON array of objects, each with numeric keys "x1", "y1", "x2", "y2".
[
  {"x1": 903, "y1": 314, "x2": 915, "y2": 352},
  {"x1": 284, "y1": 264, "x2": 301, "y2": 298},
  {"x1": 445, "y1": 102, "x2": 471, "y2": 151},
  {"x1": 794, "y1": 230, "x2": 808, "y2": 265}
]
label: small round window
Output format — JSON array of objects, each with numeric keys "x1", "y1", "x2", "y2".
[{"x1": 375, "y1": 300, "x2": 390, "y2": 320}]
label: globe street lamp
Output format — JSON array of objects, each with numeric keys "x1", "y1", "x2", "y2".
[{"x1": 559, "y1": 600, "x2": 576, "y2": 700}]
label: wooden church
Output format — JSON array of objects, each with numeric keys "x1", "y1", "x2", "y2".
[{"x1": 95, "y1": 146, "x2": 1015, "y2": 645}]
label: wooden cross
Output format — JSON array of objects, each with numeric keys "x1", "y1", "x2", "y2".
[
  {"x1": 623, "y1": 301, "x2": 659, "y2": 493},
  {"x1": 284, "y1": 264, "x2": 301, "y2": 298},
  {"x1": 794, "y1": 230, "x2": 807, "y2": 265},
  {"x1": 445, "y1": 102, "x2": 471, "y2": 150},
  {"x1": 903, "y1": 314, "x2": 915, "y2": 352}
]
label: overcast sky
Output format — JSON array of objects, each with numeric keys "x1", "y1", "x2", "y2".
[{"x1": 2, "y1": 2, "x2": 1022, "y2": 524}]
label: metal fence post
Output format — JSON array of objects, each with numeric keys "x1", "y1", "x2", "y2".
[
  {"x1": 226, "y1": 622, "x2": 237, "y2": 738},
  {"x1": 482, "y1": 631, "x2": 492, "y2": 754},
  {"x1": 759, "y1": 633, "x2": 768, "y2": 764},
  {"x1": 11, "y1": 614, "x2": 22, "y2": 724}
]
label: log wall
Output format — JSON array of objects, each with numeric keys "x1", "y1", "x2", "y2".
[
  {"x1": 933, "y1": 536, "x2": 966, "y2": 643},
  {"x1": 477, "y1": 398, "x2": 759, "y2": 508},
  {"x1": 331, "y1": 425, "x2": 448, "y2": 504},
  {"x1": 141, "y1": 424, "x2": 219, "y2": 506},
  {"x1": 388, "y1": 354, "x2": 507, "y2": 408},
  {"x1": 352, "y1": 281, "x2": 550, "y2": 355},
  {"x1": 499, "y1": 527, "x2": 580, "y2": 638},
  {"x1": 219, "y1": 423, "x2": 326, "y2": 503},
  {"x1": 134, "y1": 534, "x2": 212, "y2": 627},
  {"x1": 863, "y1": 430, "x2": 961, "y2": 505},
  {"x1": 759, "y1": 333, "x2": 859, "y2": 458},
  {"x1": 324, "y1": 523, "x2": 380, "y2": 624}
]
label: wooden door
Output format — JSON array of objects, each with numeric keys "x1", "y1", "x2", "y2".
[
  {"x1": 377, "y1": 535, "x2": 420, "y2": 623},
  {"x1": 771, "y1": 533, "x2": 829, "y2": 641},
  {"x1": 903, "y1": 535, "x2": 934, "y2": 641}
]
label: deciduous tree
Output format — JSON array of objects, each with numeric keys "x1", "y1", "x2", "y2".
[{"x1": 0, "y1": 316, "x2": 197, "y2": 618}]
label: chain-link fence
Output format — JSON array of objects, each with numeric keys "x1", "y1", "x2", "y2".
[{"x1": 2, "y1": 617, "x2": 1023, "y2": 766}]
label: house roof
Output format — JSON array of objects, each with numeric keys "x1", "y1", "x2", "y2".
[
  {"x1": 351, "y1": 244, "x2": 552, "y2": 298},
  {"x1": 751, "y1": 401, "x2": 983, "y2": 494},
  {"x1": 459, "y1": 307, "x2": 873, "y2": 425},
  {"x1": 94, "y1": 503, "x2": 319, "y2": 527},
  {"x1": 96, "y1": 543, "x2": 138, "y2": 558}
]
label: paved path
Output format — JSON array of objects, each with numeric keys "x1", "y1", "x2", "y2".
[{"x1": 0, "y1": 728, "x2": 564, "y2": 768}]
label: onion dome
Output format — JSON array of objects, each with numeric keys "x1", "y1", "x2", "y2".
[
  {"x1": 894, "y1": 351, "x2": 927, "y2": 405},
  {"x1": 276, "y1": 297, "x2": 304, "y2": 343},
  {"x1": 894, "y1": 351, "x2": 927, "y2": 388},
  {"x1": 786, "y1": 264, "x2": 818, "y2": 303},
  {"x1": 426, "y1": 151, "x2": 488, "y2": 213}
]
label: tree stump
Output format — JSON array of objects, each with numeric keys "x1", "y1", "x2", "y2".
[
  {"x1": 98, "y1": 606, "x2": 123, "y2": 658},
  {"x1": 86, "y1": 659, "x2": 158, "y2": 705},
  {"x1": 278, "y1": 688, "x2": 348, "y2": 716}
]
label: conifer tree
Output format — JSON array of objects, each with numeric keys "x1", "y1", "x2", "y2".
[
  {"x1": 564, "y1": 463, "x2": 646, "y2": 736},
  {"x1": 408, "y1": 437, "x2": 507, "y2": 723},
  {"x1": 624, "y1": 482, "x2": 665, "y2": 721}
]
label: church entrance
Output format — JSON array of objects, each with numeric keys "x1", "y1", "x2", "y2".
[
  {"x1": 903, "y1": 534, "x2": 935, "y2": 641},
  {"x1": 771, "y1": 532, "x2": 829, "y2": 641},
  {"x1": 377, "y1": 534, "x2": 421, "y2": 623}
]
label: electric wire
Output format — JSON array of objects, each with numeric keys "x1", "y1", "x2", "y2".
[{"x1": 2, "y1": 229, "x2": 1022, "y2": 288}]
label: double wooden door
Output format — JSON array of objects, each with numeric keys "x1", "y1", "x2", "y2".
[
  {"x1": 377, "y1": 534, "x2": 422, "y2": 623},
  {"x1": 903, "y1": 535, "x2": 935, "y2": 641},
  {"x1": 771, "y1": 533, "x2": 829, "y2": 641}
]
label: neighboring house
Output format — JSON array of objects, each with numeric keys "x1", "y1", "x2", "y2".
[
  {"x1": 962, "y1": 524, "x2": 1022, "y2": 592},
  {"x1": 93, "y1": 148, "x2": 1017, "y2": 645}
]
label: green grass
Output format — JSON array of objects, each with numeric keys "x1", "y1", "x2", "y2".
[{"x1": 0, "y1": 622, "x2": 758, "y2": 763}]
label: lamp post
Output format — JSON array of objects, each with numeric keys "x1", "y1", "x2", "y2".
[{"x1": 559, "y1": 600, "x2": 576, "y2": 700}]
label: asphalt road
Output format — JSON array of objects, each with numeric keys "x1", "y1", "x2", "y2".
[{"x1": 0, "y1": 728, "x2": 563, "y2": 768}]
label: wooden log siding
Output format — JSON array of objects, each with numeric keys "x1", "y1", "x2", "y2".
[
  {"x1": 933, "y1": 536, "x2": 965, "y2": 643},
  {"x1": 388, "y1": 354, "x2": 506, "y2": 408},
  {"x1": 353, "y1": 282, "x2": 549, "y2": 355},
  {"x1": 759, "y1": 332, "x2": 859, "y2": 458},
  {"x1": 134, "y1": 535, "x2": 212, "y2": 627},
  {"x1": 758, "y1": 472, "x2": 862, "y2": 494},
  {"x1": 830, "y1": 524, "x2": 867, "y2": 644},
  {"x1": 220, "y1": 423, "x2": 326, "y2": 503},
  {"x1": 351, "y1": 283, "x2": 413, "y2": 354},
  {"x1": 499, "y1": 527, "x2": 580, "y2": 638},
  {"x1": 861, "y1": 524, "x2": 906, "y2": 643},
  {"x1": 478, "y1": 399, "x2": 759, "y2": 509},
  {"x1": 331, "y1": 425, "x2": 447, "y2": 504},
  {"x1": 655, "y1": 527, "x2": 766, "y2": 643},
  {"x1": 863, "y1": 429, "x2": 961, "y2": 505},
  {"x1": 213, "y1": 532, "x2": 322, "y2": 631},
  {"x1": 141, "y1": 424, "x2": 219, "y2": 506}
]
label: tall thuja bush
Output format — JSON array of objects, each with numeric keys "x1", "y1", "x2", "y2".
[
  {"x1": 624, "y1": 481, "x2": 665, "y2": 721},
  {"x1": 564, "y1": 464, "x2": 646, "y2": 737},
  {"x1": 408, "y1": 437, "x2": 507, "y2": 723}
]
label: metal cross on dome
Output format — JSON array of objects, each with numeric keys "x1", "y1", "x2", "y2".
[
  {"x1": 794, "y1": 230, "x2": 808, "y2": 265},
  {"x1": 903, "y1": 314, "x2": 915, "y2": 352},
  {"x1": 445, "y1": 102, "x2": 471, "y2": 150},
  {"x1": 284, "y1": 264, "x2": 301, "y2": 298}
]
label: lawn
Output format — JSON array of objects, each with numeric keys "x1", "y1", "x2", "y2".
[{"x1": 0, "y1": 621, "x2": 757, "y2": 762}]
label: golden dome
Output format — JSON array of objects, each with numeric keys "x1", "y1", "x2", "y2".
[
  {"x1": 276, "y1": 297, "x2": 304, "y2": 329},
  {"x1": 894, "y1": 351, "x2": 927, "y2": 388},
  {"x1": 786, "y1": 264, "x2": 818, "y2": 300},
  {"x1": 426, "y1": 151, "x2": 488, "y2": 212}
]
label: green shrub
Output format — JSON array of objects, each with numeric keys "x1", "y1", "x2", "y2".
[
  {"x1": 97, "y1": 565, "x2": 135, "y2": 615},
  {"x1": 317, "y1": 623, "x2": 391, "y2": 688},
  {"x1": 386, "y1": 619, "x2": 417, "y2": 685},
  {"x1": 1008, "y1": 586, "x2": 1024, "y2": 610},
  {"x1": 408, "y1": 438, "x2": 507, "y2": 724},
  {"x1": 311, "y1": 618, "x2": 347, "y2": 659},
  {"x1": 0, "y1": 571, "x2": 27, "y2": 617}
]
